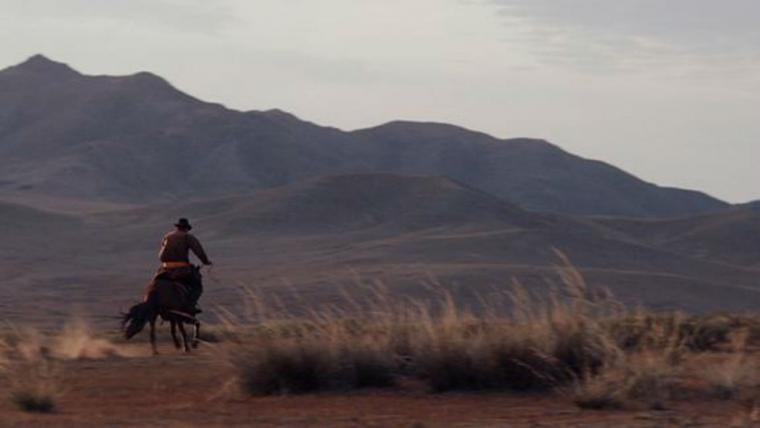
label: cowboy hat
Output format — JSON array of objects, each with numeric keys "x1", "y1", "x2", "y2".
[{"x1": 174, "y1": 218, "x2": 193, "y2": 230}]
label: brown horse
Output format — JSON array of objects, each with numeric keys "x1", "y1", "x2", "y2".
[{"x1": 122, "y1": 278, "x2": 201, "y2": 354}]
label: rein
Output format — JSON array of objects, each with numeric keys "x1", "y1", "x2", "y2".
[{"x1": 205, "y1": 265, "x2": 223, "y2": 287}]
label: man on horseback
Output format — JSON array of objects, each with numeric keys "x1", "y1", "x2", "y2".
[{"x1": 153, "y1": 218, "x2": 212, "y2": 314}]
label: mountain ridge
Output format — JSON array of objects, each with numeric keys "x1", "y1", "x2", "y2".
[{"x1": 0, "y1": 55, "x2": 730, "y2": 217}]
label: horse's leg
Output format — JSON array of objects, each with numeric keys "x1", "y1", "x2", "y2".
[
  {"x1": 170, "y1": 319, "x2": 181, "y2": 350},
  {"x1": 192, "y1": 321, "x2": 201, "y2": 349},
  {"x1": 149, "y1": 318, "x2": 158, "y2": 356},
  {"x1": 177, "y1": 321, "x2": 190, "y2": 352}
]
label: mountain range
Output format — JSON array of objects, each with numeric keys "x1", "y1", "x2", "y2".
[{"x1": 0, "y1": 55, "x2": 730, "y2": 218}]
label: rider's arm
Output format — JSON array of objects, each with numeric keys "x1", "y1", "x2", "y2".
[
  {"x1": 187, "y1": 234, "x2": 212, "y2": 265},
  {"x1": 158, "y1": 236, "x2": 169, "y2": 259}
]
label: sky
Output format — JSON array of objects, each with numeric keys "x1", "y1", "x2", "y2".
[{"x1": 0, "y1": 0, "x2": 758, "y2": 202}]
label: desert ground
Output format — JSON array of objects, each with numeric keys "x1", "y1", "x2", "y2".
[
  {"x1": 0, "y1": 341, "x2": 757, "y2": 428},
  {"x1": 4, "y1": 273, "x2": 760, "y2": 428}
]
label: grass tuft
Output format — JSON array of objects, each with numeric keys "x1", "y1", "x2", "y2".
[
  {"x1": 237, "y1": 339, "x2": 333, "y2": 394},
  {"x1": 0, "y1": 328, "x2": 64, "y2": 413},
  {"x1": 10, "y1": 391, "x2": 56, "y2": 413}
]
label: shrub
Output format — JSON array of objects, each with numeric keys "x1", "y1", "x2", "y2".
[
  {"x1": 338, "y1": 342, "x2": 396, "y2": 388},
  {"x1": 226, "y1": 262, "x2": 630, "y2": 394},
  {"x1": 701, "y1": 355, "x2": 760, "y2": 400},
  {"x1": 0, "y1": 328, "x2": 62, "y2": 413},
  {"x1": 10, "y1": 390, "x2": 56, "y2": 413},
  {"x1": 233, "y1": 325, "x2": 398, "y2": 395},
  {"x1": 570, "y1": 349, "x2": 681, "y2": 411},
  {"x1": 572, "y1": 371, "x2": 625, "y2": 410},
  {"x1": 223, "y1": 259, "x2": 751, "y2": 397},
  {"x1": 237, "y1": 340, "x2": 332, "y2": 394},
  {"x1": 4, "y1": 357, "x2": 61, "y2": 413}
]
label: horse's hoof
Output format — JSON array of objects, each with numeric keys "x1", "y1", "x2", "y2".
[{"x1": 192, "y1": 340, "x2": 199, "y2": 349}]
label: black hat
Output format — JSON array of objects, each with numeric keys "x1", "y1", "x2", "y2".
[{"x1": 174, "y1": 218, "x2": 192, "y2": 230}]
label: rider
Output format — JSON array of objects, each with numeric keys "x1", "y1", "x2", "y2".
[{"x1": 154, "y1": 218, "x2": 212, "y2": 314}]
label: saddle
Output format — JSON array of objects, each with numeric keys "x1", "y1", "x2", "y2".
[
  {"x1": 144, "y1": 276, "x2": 186, "y2": 299},
  {"x1": 146, "y1": 265, "x2": 202, "y2": 314},
  {"x1": 157, "y1": 265, "x2": 196, "y2": 281}
]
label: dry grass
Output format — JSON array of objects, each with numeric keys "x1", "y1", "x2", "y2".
[
  {"x1": 222, "y1": 256, "x2": 719, "y2": 397},
  {"x1": 572, "y1": 315, "x2": 760, "y2": 410},
  {"x1": 233, "y1": 335, "x2": 396, "y2": 394},
  {"x1": 206, "y1": 254, "x2": 760, "y2": 406},
  {"x1": 698, "y1": 330, "x2": 760, "y2": 400},
  {"x1": 574, "y1": 351, "x2": 682, "y2": 410},
  {"x1": 0, "y1": 329, "x2": 63, "y2": 413},
  {"x1": 572, "y1": 369, "x2": 627, "y2": 410},
  {"x1": 7, "y1": 358, "x2": 61, "y2": 413},
  {"x1": 701, "y1": 355, "x2": 760, "y2": 400}
]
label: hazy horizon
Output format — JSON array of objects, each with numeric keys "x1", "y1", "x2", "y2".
[{"x1": 1, "y1": 0, "x2": 758, "y2": 202}]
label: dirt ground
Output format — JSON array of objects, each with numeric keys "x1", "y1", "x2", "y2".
[{"x1": 0, "y1": 340, "x2": 756, "y2": 428}]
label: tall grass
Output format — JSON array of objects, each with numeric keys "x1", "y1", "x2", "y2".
[
  {"x1": 222, "y1": 259, "x2": 628, "y2": 394},
  {"x1": 221, "y1": 255, "x2": 744, "y2": 400},
  {"x1": 699, "y1": 329, "x2": 760, "y2": 400}
]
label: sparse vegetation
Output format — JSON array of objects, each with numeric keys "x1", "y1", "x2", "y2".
[
  {"x1": 10, "y1": 390, "x2": 57, "y2": 413},
  {"x1": 697, "y1": 330, "x2": 760, "y2": 400},
  {"x1": 0, "y1": 331, "x2": 62, "y2": 413},
  {"x1": 221, "y1": 256, "x2": 747, "y2": 402},
  {"x1": 8, "y1": 360, "x2": 59, "y2": 414},
  {"x1": 0, "y1": 319, "x2": 130, "y2": 413},
  {"x1": 701, "y1": 355, "x2": 760, "y2": 400},
  {"x1": 217, "y1": 255, "x2": 760, "y2": 414},
  {"x1": 572, "y1": 370, "x2": 626, "y2": 410},
  {"x1": 572, "y1": 352, "x2": 681, "y2": 411}
]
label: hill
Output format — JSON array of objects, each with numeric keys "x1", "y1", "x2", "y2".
[
  {"x1": 1, "y1": 200, "x2": 83, "y2": 253},
  {"x1": 739, "y1": 200, "x2": 760, "y2": 212},
  {"x1": 1, "y1": 173, "x2": 755, "y2": 328},
  {"x1": 596, "y1": 208, "x2": 760, "y2": 269},
  {"x1": 106, "y1": 174, "x2": 549, "y2": 235},
  {"x1": 0, "y1": 200, "x2": 85, "y2": 296},
  {"x1": 0, "y1": 55, "x2": 728, "y2": 217},
  {"x1": 353, "y1": 121, "x2": 727, "y2": 217}
]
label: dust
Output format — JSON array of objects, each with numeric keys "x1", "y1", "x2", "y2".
[
  {"x1": 50, "y1": 319, "x2": 132, "y2": 360},
  {"x1": 4, "y1": 319, "x2": 142, "y2": 361}
]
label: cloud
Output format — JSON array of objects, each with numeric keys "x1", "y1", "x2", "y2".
[
  {"x1": 487, "y1": 0, "x2": 760, "y2": 75},
  {"x1": 0, "y1": 0, "x2": 240, "y2": 35}
]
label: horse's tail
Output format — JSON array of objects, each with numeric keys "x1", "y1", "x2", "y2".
[{"x1": 122, "y1": 297, "x2": 156, "y2": 340}]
